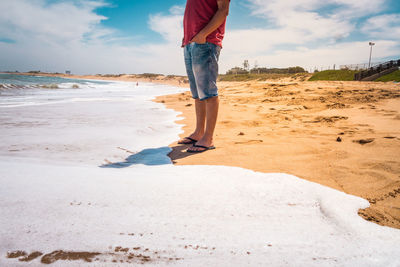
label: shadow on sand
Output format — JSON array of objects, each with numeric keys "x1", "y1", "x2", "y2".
[
  {"x1": 167, "y1": 144, "x2": 197, "y2": 163},
  {"x1": 100, "y1": 144, "x2": 195, "y2": 168}
]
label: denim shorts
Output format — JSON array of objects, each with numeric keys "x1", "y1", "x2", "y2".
[{"x1": 184, "y1": 42, "x2": 221, "y2": 100}]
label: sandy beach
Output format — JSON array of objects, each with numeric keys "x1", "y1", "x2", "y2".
[{"x1": 156, "y1": 77, "x2": 400, "y2": 229}]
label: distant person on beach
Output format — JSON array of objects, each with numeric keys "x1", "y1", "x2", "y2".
[{"x1": 178, "y1": 0, "x2": 230, "y2": 153}]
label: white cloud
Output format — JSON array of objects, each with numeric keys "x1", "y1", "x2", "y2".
[
  {"x1": 0, "y1": 0, "x2": 398, "y2": 75},
  {"x1": 0, "y1": 0, "x2": 186, "y2": 75},
  {"x1": 245, "y1": 0, "x2": 383, "y2": 44},
  {"x1": 169, "y1": 5, "x2": 185, "y2": 16},
  {"x1": 0, "y1": 0, "x2": 109, "y2": 45},
  {"x1": 248, "y1": 0, "x2": 386, "y2": 22},
  {"x1": 220, "y1": 40, "x2": 398, "y2": 72},
  {"x1": 330, "y1": 0, "x2": 386, "y2": 18},
  {"x1": 361, "y1": 14, "x2": 400, "y2": 40},
  {"x1": 148, "y1": 6, "x2": 183, "y2": 45},
  {"x1": 219, "y1": 0, "x2": 398, "y2": 71}
]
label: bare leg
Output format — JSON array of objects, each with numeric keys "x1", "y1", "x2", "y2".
[
  {"x1": 193, "y1": 98, "x2": 206, "y2": 139},
  {"x1": 178, "y1": 98, "x2": 206, "y2": 143},
  {"x1": 189, "y1": 96, "x2": 219, "y2": 151}
]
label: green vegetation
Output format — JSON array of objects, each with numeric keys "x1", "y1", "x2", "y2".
[
  {"x1": 166, "y1": 74, "x2": 185, "y2": 79},
  {"x1": 251, "y1": 66, "x2": 306, "y2": 74},
  {"x1": 140, "y1": 73, "x2": 163, "y2": 78},
  {"x1": 98, "y1": 74, "x2": 124, "y2": 77},
  {"x1": 219, "y1": 73, "x2": 309, "y2": 82},
  {"x1": 308, "y1": 70, "x2": 359, "y2": 81},
  {"x1": 375, "y1": 70, "x2": 400, "y2": 82},
  {"x1": 226, "y1": 66, "x2": 306, "y2": 75}
]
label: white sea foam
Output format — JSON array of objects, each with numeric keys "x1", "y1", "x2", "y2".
[
  {"x1": 0, "y1": 81, "x2": 186, "y2": 164},
  {"x1": 0, "y1": 79, "x2": 399, "y2": 266},
  {"x1": 1, "y1": 159, "x2": 400, "y2": 266}
]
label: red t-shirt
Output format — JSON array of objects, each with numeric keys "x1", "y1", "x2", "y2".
[{"x1": 182, "y1": 0, "x2": 228, "y2": 48}]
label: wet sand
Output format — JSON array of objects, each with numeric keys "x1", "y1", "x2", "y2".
[{"x1": 156, "y1": 78, "x2": 400, "y2": 229}]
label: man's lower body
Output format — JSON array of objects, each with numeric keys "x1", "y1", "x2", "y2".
[{"x1": 181, "y1": 42, "x2": 221, "y2": 152}]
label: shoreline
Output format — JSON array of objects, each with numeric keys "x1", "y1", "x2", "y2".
[
  {"x1": 0, "y1": 72, "x2": 188, "y2": 89},
  {"x1": 4, "y1": 72, "x2": 400, "y2": 229},
  {"x1": 3, "y1": 73, "x2": 400, "y2": 266}
]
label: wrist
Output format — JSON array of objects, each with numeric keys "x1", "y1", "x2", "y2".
[{"x1": 197, "y1": 31, "x2": 207, "y2": 39}]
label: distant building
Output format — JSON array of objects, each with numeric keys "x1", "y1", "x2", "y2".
[{"x1": 65, "y1": 70, "x2": 71, "y2": 75}]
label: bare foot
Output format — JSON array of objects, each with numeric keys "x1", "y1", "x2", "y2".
[
  {"x1": 187, "y1": 137, "x2": 214, "y2": 152},
  {"x1": 178, "y1": 132, "x2": 204, "y2": 144},
  {"x1": 178, "y1": 136, "x2": 197, "y2": 144}
]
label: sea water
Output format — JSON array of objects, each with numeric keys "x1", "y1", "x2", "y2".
[
  {"x1": 0, "y1": 74, "x2": 186, "y2": 165},
  {"x1": 1, "y1": 74, "x2": 400, "y2": 266}
]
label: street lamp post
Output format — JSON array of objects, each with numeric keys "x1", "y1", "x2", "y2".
[{"x1": 368, "y1": 42, "x2": 375, "y2": 69}]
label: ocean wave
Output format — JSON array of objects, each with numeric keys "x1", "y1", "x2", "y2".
[
  {"x1": 0, "y1": 84, "x2": 40, "y2": 89},
  {"x1": 0, "y1": 83, "x2": 83, "y2": 92}
]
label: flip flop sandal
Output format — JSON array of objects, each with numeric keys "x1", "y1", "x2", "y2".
[
  {"x1": 187, "y1": 144, "x2": 216, "y2": 153},
  {"x1": 178, "y1": 137, "x2": 198, "y2": 145}
]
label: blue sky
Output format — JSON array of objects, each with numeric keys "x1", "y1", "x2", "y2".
[
  {"x1": 0, "y1": 0, "x2": 399, "y2": 74},
  {"x1": 97, "y1": 0, "x2": 186, "y2": 43},
  {"x1": 96, "y1": 1, "x2": 270, "y2": 43}
]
